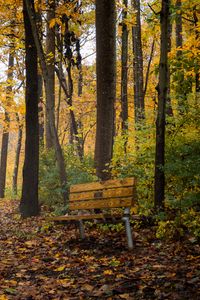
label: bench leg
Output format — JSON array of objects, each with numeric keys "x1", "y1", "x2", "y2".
[
  {"x1": 124, "y1": 217, "x2": 133, "y2": 249},
  {"x1": 122, "y1": 208, "x2": 133, "y2": 249},
  {"x1": 78, "y1": 220, "x2": 85, "y2": 239}
]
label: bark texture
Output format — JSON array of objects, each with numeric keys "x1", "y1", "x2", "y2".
[
  {"x1": 95, "y1": 0, "x2": 116, "y2": 180},
  {"x1": 12, "y1": 114, "x2": 23, "y2": 195},
  {"x1": 175, "y1": 0, "x2": 186, "y2": 112},
  {"x1": 0, "y1": 113, "x2": 10, "y2": 198},
  {"x1": 193, "y1": 6, "x2": 200, "y2": 102},
  {"x1": 166, "y1": 3, "x2": 173, "y2": 117},
  {"x1": 132, "y1": 0, "x2": 145, "y2": 123},
  {"x1": 121, "y1": 0, "x2": 128, "y2": 136},
  {"x1": 0, "y1": 48, "x2": 14, "y2": 198},
  {"x1": 45, "y1": 0, "x2": 55, "y2": 149},
  {"x1": 24, "y1": 0, "x2": 68, "y2": 204},
  {"x1": 20, "y1": 0, "x2": 40, "y2": 217},
  {"x1": 154, "y1": 0, "x2": 169, "y2": 210},
  {"x1": 144, "y1": 38, "x2": 155, "y2": 100}
]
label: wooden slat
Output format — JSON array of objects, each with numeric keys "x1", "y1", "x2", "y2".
[
  {"x1": 69, "y1": 197, "x2": 133, "y2": 210},
  {"x1": 69, "y1": 186, "x2": 134, "y2": 201},
  {"x1": 48, "y1": 213, "x2": 121, "y2": 222},
  {"x1": 70, "y1": 177, "x2": 135, "y2": 193}
]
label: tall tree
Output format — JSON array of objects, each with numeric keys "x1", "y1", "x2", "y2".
[
  {"x1": 95, "y1": 0, "x2": 116, "y2": 180},
  {"x1": 166, "y1": 0, "x2": 173, "y2": 116},
  {"x1": 175, "y1": 0, "x2": 186, "y2": 113},
  {"x1": 0, "y1": 46, "x2": 14, "y2": 198},
  {"x1": 193, "y1": 5, "x2": 200, "y2": 102},
  {"x1": 76, "y1": 38, "x2": 84, "y2": 157},
  {"x1": 20, "y1": 0, "x2": 40, "y2": 217},
  {"x1": 36, "y1": 4, "x2": 44, "y2": 145},
  {"x1": 121, "y1": 0, "x2": 129, "y2": 151},
  {"x1": 12, "y1": 113, "x2": 23, "y2": 195},
  {"x1": 56, "y1": 10, "x2": 84, "y2": 160},
  {"x1": 45, "y1": 0, "x2": 55, "y2": 149},
  {"x1": 24, "y1": 0, "x2": 68, "y2": 204},
  {"x1": 0, "y1": 112, "x2": 10, "y2": 198},
  {"x1": 38, "y1": 72, "x2": 44, "y2": 144},
  {"x1": 132, "y1": 0, "x2": 145, "y2": 124},
  {"x1": 143, "y1": 38, "x2": 155, "y2": 100},
  {"x1": 154, "y1": 0, "x2": 169, "y2": 210}
]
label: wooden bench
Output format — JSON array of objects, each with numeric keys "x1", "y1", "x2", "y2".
[{"x1": 50, "y1": 177, "x2": 137, "y2": 249}]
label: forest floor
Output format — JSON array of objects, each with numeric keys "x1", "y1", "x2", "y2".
[{"x1": 0, "y1": 200, "x2": 200, "y2": 300}]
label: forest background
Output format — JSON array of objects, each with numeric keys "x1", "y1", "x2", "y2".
[{"x1": 0, "y1": 0, "x2": 199, "y2": 240}]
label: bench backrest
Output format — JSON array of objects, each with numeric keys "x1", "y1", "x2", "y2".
[{"x1": 69, "y1": 177, "x2": 136, "y2": 210}]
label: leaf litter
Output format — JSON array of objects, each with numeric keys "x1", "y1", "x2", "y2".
[{"x1": 0, "y1": 200, "x2": 199, "y2": 299}]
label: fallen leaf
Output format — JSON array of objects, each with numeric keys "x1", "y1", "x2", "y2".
[
  {"x1": 81, "y1": 283, "x2": 94, "y2": 292},
  {"x1": 0, "y1": 296, "x2": 9, "y2": 300},
  {"x1": 120, "y1": 294, "x2": 131, "y2": 299},
  {"x1": 55, "y1": 265, "x2": 66, "y2": 272},
  {"x1": 103, "y1": 269, "x2": 113, "y2": 275}
]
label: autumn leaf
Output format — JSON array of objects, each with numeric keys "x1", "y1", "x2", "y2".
[
  {"x1": 0, "y1": 296, "x2": 8, "y2": 300},
  {"x1": 55, "y1": 265, "x2": 66, "y2": 272},
  {"x1": 103, "y1": 269, "x2": 113, "y2": 275}
]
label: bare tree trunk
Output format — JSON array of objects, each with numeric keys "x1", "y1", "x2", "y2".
[
  {"x1": 20, "y1": 0, "x2": 40, "y2": 217},
  {"x1": 45, "y1": 0, "x2": 55, "y2": 149},
  {"x1": 143, "y1": 38, "x2": 155, "y2": 100},
  {"x1": 175, "y1": 0, "x2": 187, "y2": 113},
  {"x1": 121, "y1": 0, "x2": 129, "y2": 151},
  {"x1": 193, "y1": 6, "x2": 200, "y2": 103},
  {"x1": 54, "y1": 64, "x2": 84, "y2": 160},
  {"x1": 24, "y1": 0, "x2": 68, "y2": 204},
  {"x1": 0, "y1": 113, "x2": 10, "y2": 198},
  {"x1": 166, "y1": 4, "x2": 173, "y2": 117},
  {"x1": 0, "y1": 48, "x2": 14, "y2": 198},
  {"x1": 36, "y1": 0, "x2": 44, "y2": 145},
  {"x1": 61, "y1": 15, "x2": 84, "y2": 160},
  {"x1": 38, "y1": 73, "x2": 44, "y2": 144},
  {"x1": 132, "y1": 0, "x2": 145, "y2": 124},
  {"x1": 56, "y1": 33, "x2": 63, "y2": 133},
  {"x1": 12, "y1": 114, "x2": 23, "y2": 195},
  {"x1": 95, "y1": 0, "x2": 116, "y2": 180},
  {"x1": 154, "y1": 0, "x2": 169, "y2": 210},
  {"x1": 76, "y1": 38, "x2": 84, "y2": 157}
]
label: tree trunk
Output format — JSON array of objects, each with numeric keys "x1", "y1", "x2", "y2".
[
  {"x1": 76, "y1": 38, "x2": 84, "y2": 157},
  {"x1": 24, "y1": 0, "x2": 68, "y2": 204},
  {"x1": 45, "y1": 0, "x2": 55, "y2": 149},
  {"x1": 36, "y1": 4, "x2": 44, "y2": 145},
  {"x1": 20, "y1": 0, "x2": 40, "y2": 217},
  {"x1": 132, "y1": 0, "x2": 145, "y2": 124},
  {"x1": 143, "y1": 38, "x2": 155, "y2": 100},
  {"x1": 54, "y1": 63, "x2": 83, "y2": 160},
  {"x1": 121, "y1": 0, "x2": 129, "y2": 151},
  {"x1": 175, "y1": 0, "x2": 187, "y2": 113},
  {"x1": 154, "y1": 0, "x2": 169, "y2": 210},
  {"x1": 12, "y1": 114, "x2": 23, "y2": 195},
  {"x1": 95, "y1": 0, "x2": 116, "y2": 180},
  {"x1": 38, "y1": 73, "x2": 44, "y2": 144},
  {"x1": 166, "y1": 4, "x2": 173, "y2": 117},
  {"x1": 61, "y1": 15, "x2": 84, "y2": 160},
  {"x1": 0, "y1": 48, "x2": 14, "y2": 198},
  {"x1": 56, "y1": 34, "x2": 63, "y2": 133},
  {"x1": 0, "y1": 113, "x2": 10, "y2": 198},
  {"x1": 193, "y1": 6, "x2": 200, "y2": 103}
]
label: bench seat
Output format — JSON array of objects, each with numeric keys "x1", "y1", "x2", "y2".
[{"x1": 49, "y1": 177, "x2": 137, "y2": 249}]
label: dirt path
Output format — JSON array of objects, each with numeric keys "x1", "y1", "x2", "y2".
[{"x1": 0, "y1": 200, "x2": 199, "y2": 299}]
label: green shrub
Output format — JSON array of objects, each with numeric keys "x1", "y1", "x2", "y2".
[
  {"x1": 156, "y1": 210, "x2": 200, "y2": 241},
  {"x1": 111, "y1": 123, "x2": 156, "y2": 215},
  {"x1": 165, "y1": 105, "x2": 200, "y2": 210},
  {"x1": 39, "y1": 146, "x2": 96, "y2": 209},
  {"x1": 182, "y1": 209, "x2": 200, "y2": 240},
  {"x1": 156, "y1": 219, "x2": 184, "y2": 240}
]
